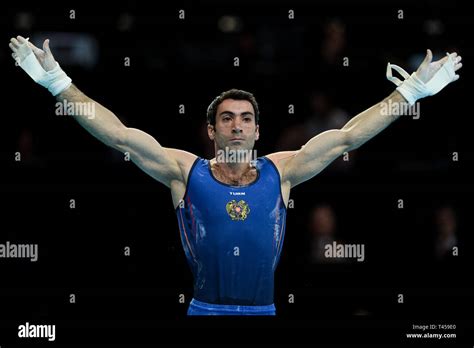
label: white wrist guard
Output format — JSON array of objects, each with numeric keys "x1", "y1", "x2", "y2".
[
  {"x1": 386, "y1": 53, "x2": 457, "y2": 105},
  {"x1": 19, "y1": 52, "x2": 72, "y2": 96}
]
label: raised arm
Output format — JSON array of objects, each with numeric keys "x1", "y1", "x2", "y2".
[
  {"x1": 56, "y1": 85, "x2": 195, "y2": 188},
  {"x1": 272, "y1": 49, "x2": 463, "y2": 188},
  {"x1": 9, "y1": 35, "x2": 196, "y2": 189}
]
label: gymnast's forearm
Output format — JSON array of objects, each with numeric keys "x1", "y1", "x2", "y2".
[
  {"x1": 9, "y1": 36, "x2": 127, "y2": 149},
  {"x1": 341, "y1": 90, "x2": 405, "y2": 151},
  {"x1": 56, "y1": 84, "x2": 127, "y2": 148}
]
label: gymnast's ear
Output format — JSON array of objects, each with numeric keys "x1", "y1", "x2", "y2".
[{"x1": 207, "y1": 123, "x2": 215, "y2": 140}]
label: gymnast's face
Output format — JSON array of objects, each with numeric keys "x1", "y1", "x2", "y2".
[{"x1": 208, "y1": 99, "x2": 260, "y2": 152}]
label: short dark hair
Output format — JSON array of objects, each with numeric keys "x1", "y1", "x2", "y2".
[{"x1": 206, "y1": 89, "x2": 260, "y2": 126}]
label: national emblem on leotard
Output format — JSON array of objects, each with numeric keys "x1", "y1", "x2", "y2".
[{"x1": 226, "y1": 199, "x2": 250, "y2": 221}]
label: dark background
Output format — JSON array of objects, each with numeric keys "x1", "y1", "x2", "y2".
[{"x1": 1, "y1": 0, "x2": 473, "y2": 345}]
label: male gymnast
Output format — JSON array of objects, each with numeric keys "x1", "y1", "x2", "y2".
[{"x1": 9, "y1": 35, "x2": 462, "y2": 315}]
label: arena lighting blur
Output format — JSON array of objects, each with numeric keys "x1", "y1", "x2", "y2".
[{"x1": 218, "y1": 15, "x2": 242, "y2": 33}]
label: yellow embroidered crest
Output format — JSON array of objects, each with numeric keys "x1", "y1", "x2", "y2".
[{"x1": 226, "y1": 200, "x2": 250, "y2": 221}]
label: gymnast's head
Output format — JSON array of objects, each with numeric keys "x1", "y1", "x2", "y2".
[{"x1": 206, "y1": 89, "x2": 260, "y2": 153}]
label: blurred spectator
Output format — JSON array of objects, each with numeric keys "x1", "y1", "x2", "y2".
[
  {"x1": 320, "y1": 18, "x2": 347, "y2": 67},
  {"x1": 278, "y1": 91, "x2": 348, "y2": 149},
  {"x1": 305, "y1": 90, "x2": 349, "y2": 135},
  {"x1": 434, "y1": 205, "x2": 458, "y2": 261},
  {"x1": 308, "y1": 204, "x2": 344, "y2": 264},
  {"x1": 16, "y1": 128, "x2": 44, "y2": 167},
  {"x1": 276, "y1": 91, "x2": 354, "y2": 172}
]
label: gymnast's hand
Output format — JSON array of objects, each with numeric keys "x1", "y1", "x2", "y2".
[
  {"x1": 9, "y1": 35, "x2": 57, "y2": 71},
  {"x1": 9, "y1": 35, "x2": 71, "y2": 96},
  {"x1": 387, "y1": 49, "x2": 463, "y2": 105},
  {"x1": 415, "y1": 49, "x2": 462, "y2": 84}
]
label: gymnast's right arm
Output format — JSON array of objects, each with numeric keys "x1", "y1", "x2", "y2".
[
  {"x1": 9, "y1": 35, "x2": 193, "y2": 188},
  {"x1": 57, "y1": 85, "x2": 186, "y2": 188}
]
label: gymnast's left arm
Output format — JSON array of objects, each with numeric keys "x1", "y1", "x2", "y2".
[{"x1": 279, "y1": 49, "x2": 463, "y2": 188}]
